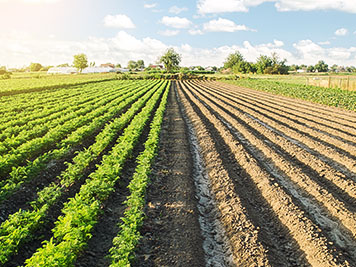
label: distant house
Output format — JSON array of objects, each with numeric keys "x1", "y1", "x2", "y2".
[
  {"x1": 205, "y1": 66, "x2": 215, "y2": 72},
  {"x1": 116, "y1": 68, "x2": 130, "y2": 73},
  {"x1": 82, "y1": 67, "x2": 117, "y2": 73},
  {"x1": 297, "y1": 69, "x2": 306, "y2": 73},
  {"x1": 100, "y1": 63, "x2": 115, "y2": 68},
  {"x1": 47, "y1": 67, "x2": 77, "y2": 74},
  {"x1": 149, "y1": 64, "x2": 164, "y2": 70}
]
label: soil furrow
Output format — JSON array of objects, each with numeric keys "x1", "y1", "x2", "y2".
[
  {"x1": 179, "y1": 81, "x2": 351, "y2": 266},
  {"x1": 178, "y1": 82, "x2": 311, "y2": 266},
  {"x1": 134, "y1": 83, "x2": 206, "y2": 266},
  {"x1": 217, "y1": 81, "x2": 356, "y2": 125},
  {"x1": 192, "y1": 81, "x2": 356, "y2": 201},
  {"x1": 185, "y1": 81, "x2": 356, "y2": 262},
  {"x1": 200, "y1": 81, "x2": 356, "y2": 160},
  {"x1": 195, "y1": 81, "x2": 356, "y2": 174},
  {"x1": 176, "y1": 82, "x2": 271, "y2": 266}
]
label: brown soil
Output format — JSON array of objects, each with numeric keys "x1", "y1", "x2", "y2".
[
  {"x1": 134, "y1": 83, "x2": 205, "y2": 266},
  {"x1": 176, "y1": 80, "x2": 356, "y2": 266}
]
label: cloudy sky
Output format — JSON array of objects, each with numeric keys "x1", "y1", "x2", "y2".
[{"x1": 1, "y1": 0, "x2": 355, "y2": 68}]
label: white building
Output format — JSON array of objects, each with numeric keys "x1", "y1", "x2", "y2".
[{"x1": 47, "y1": 67, "x2": 77, "y2": 74}]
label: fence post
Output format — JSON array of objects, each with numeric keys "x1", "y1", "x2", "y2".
[
  {"x1": 328, "y1": 76, "x2": 331, "y2": 88},
  {"x1": 347, "y1": 77, "x2": 350, "y2": 90}
]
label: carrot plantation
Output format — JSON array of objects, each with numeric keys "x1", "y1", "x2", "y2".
[{"x1": 1, "y1": 77, "x2": 356, "y2": 266}]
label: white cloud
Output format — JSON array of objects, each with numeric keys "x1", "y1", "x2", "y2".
[
  {"x1": 103, "y1": 14, "x2": 135, "y2": 29},
  {"x1": 158, "y1": 29, "x2": 180, "y2": 36},
  {"x1": 189, "y1": 29, "x2": 204, "y2": 35},
  {"x1": 335, "y1": 28, "x2": 348, "y2": 36},
  {"x1": 273, "y1": 39, "x2": 284, "y2": 47},
  {"x1": 160, "y1": 16, "x2": 192, "y2": 29},
  {"x1": 203, "y1": 18, "x2": 255, "y2": 32},
  {"x1": 197, "y1": 0, "x2": 356, "y2": 14},
  {"x1": 197, "y1": 0, "x2": 250, "y2": 13},
  {"x1": 1, "y1": 30, "x2": 356, "y2": 68},
  {"x1": 318, "y1": 41, "x2": 331, "y2": 45},
  {"x1": 144, "y1": 3, "x2": 157, "y2": 9},
  {"x1": 169, "y1": 5, "x2": 188, "y2": 14}
]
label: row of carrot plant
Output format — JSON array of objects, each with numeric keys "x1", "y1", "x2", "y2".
[
  {"x1": 0, "y1": 81, "x2": 159, "y2": 202},
  {"x1": 0, "y1": 80, "x2": 168, "y2": 265}
]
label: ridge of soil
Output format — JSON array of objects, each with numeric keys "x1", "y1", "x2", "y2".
[{"x1": 134, "y1": 84, "x2": 205, "y2": 266}]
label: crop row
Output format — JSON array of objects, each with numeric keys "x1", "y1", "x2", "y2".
[
  {"x1": 109, "y1": 81, "x2": 169, "y2": 266},
  {"x1": 0, "y1": 81, "x2": 132, "y2": 136},
  {"x1": 0, "y1": 81, "x2": 155, "y2": 178},
  {"x1": 0, "y1": 86, "x2": 125, "y2": 155},
  {"x1": 225, "y1": 79, "x2": 356, "y2": 111},
  {"x1": 0, "y1": 81, "x2": 167, "y2": 264},
  {"x1": 24, "y1": 81, "x2": 169, "y2": 266},
  {"x1": 0, "y1": 81, "x2": 159, "y2": 202}
]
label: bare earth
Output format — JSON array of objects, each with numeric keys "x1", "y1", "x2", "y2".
[
  {"x1": 134, "y1": 84, "x2": 205, "y2": 266},
  {"x1": 137, "y1": 80, "x2": 356, "y2": 266}
]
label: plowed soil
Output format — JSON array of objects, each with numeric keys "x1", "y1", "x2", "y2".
[{"x1": 141, "y1": 80, "x2": 356, "y2": 267}]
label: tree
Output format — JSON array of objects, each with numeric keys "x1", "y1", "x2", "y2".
[
  {"x1": 116, "y1": 63, "x2": 122, "y2": 68},
  {"x1": 224, "y1": 51, "x2": 245, "y2": 70},
  {"x1": 29, "y1": 63, "x2": 43, "y2": 72},
  {"x1": 307, "y1": 65, "x2": 315, "y2": 73},
  {"x1": 159, "y1": 48, "x2": 181, "y2": 72},
  {"x1": 314, "y1": 60, "x2": 328, "y2": 72},
  {"x1": 0, "y1": 66, "x2": 6, "y2": 75},
  {"x1": 255, "y1": 53, "x2": 288, "y2": 74},
  {"x1": 136, "y1": 60, "x2": 145, "y2": 69},
  {"x1": 73, "y1": 53, "x2": 88, "y2": 73},
  {"x1": 57, "y1": 63, "x2": 70, "y2": 67},
  {"x1": 256, "y1": 55, "x2": 273, "y2": 74},
  {"x1": 127, "y1": 60, "x2": 137, "y2": 70}
]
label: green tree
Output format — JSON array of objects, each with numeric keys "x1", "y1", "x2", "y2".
[
  {"x1": 115, "y1": 63, "x2": 122, "y2": 68},
  {"x1": 57, "y1": 63, "x2": 70, "y2": 67},
  {"x1": 127, "y1": 60, "x2": 137, "y2": 70},
  {"x1": 307, "y1": 65, "x2": 315, "y2": 72},
  {"x1": 255, "y1": 53, "x2": 288, "y2": 74},
  {"x1": 223, "y1": 51, "x2": 245, "y2": 70},
  {"x1": 159, "y1": 48, "x2": 181, "y2": 72},
  {"x1": 136, "y1": 60, "x2": 145, "y2": 69},
  {"x1": 73, "y1": 53, "x2": 88, "y2": 73},
  {"x1": 29, "y1": 63, "x2": 43, "y2": 72},
  {"x1": 0, "y1": 66, "x2": 6, "y2": 75},
  {"x1": 314, "y1": 60, "x2": 328, "y2": 72},
  {"x1": 256, "y1": 55, "x2": 273, "y2": 74}
]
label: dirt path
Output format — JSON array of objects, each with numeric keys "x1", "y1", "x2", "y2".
[{"x1": 134, "y1": 84, "x2": 205, "y2": 266}]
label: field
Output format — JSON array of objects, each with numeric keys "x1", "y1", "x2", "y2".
[{"x1": 0, "y1": 77, "x2": 356, "y2": 266}]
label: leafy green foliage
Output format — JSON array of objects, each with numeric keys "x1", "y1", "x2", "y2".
[
  {"x1": 0, "y1": 81, "x2": 163, "y2": 265},
  {"x1": 109, "y1": 81, "x2": 169, "y2": 266},
  {"x1": 73, "y1": 53, "x2": 88, "y2": 73},
  {"x1": 25, "y1": 81, "x2": 169, "y2": 266},
  {"x1": 159, "y1": 48, "x2": 181, "y2": 72},
  {"x1": 29, "y1": 63, "x2": 43, "y2": 72},
  {"x1": 224, "y1": 79, "x2": 356, "y2": 111},
  {"x1": 314, "y1": 60, "x2": 329, "y2": 72}
]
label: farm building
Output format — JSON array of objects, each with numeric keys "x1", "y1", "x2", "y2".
[{"x1": 47, "y1": 67, "x2": 77, "y2": 74}]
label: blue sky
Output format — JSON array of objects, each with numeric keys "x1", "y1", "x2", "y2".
[{"x1": 1, "y1": 0, "x2": 355, "y2": 68}]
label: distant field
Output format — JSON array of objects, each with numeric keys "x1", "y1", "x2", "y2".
[
  {"x1": 236, "y1": 73, "x2": 356, "y2": 90},
  {"x1": 0, "y1": 73, "x2": 116, "y2": 95}
]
